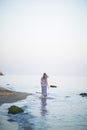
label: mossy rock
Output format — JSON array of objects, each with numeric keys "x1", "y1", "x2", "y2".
[
  {"x1": 8, "y1": 105, "x2": 24, "y2": 114},
  {"x1": 80, "y1": 93, "x2": 87, "y2": 97}
]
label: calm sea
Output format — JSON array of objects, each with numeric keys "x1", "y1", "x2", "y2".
[{"x1": 0, "y1": 75, "x2": 87, "y2": 130}]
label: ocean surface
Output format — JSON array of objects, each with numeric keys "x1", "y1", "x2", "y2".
[{"x1": 0, "y1": 75, "x2": 87, "y2": 130}]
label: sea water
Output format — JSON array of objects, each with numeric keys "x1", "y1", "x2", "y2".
[{"x1": 0, "y1": 75, "x2": 87, "y2": 130}]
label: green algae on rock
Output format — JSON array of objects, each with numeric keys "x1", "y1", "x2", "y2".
[{"x1": 8, "y1": 105, "x2": 24, "y2": 114}]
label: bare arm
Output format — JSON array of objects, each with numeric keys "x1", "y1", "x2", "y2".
[
  {"x1": 40, "y1": 79, "x2": 42, "y2": 84},
  {"x1": 46, "y1": 79, "x2": 49, "y2": 88}
]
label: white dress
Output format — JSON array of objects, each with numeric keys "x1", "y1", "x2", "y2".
[{"x1": 41, "y1": 78, "x2": 47, "y2": 97}]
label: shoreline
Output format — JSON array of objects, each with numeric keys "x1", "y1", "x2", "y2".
[
  {"x1": 0, "y1": 87, "x2": 32, "y2": 106},
  {"x1": 0, "y1": 87, "x2": 32, "y2": 130}
]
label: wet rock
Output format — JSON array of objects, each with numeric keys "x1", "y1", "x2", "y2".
[
  {"x1": 65, "y1": 96, "x2": 70, "y2": 98},
  {"x1": 8, "y1": 105, "x2": 24, "y2": 114},
  {"x1": 0, "y1": 72, "x2": 4, "y2": 76},
  {"x1": 6, "y1": 84, "x2": 10, "y2": 86},
  {"x1": 80, "y1": 93, "x2": 87, "y2": 97},
  {"x1": 50, "y1": 85, "x2": 57, "y2": 88}
]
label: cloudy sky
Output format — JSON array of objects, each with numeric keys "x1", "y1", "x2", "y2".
[{"x1": 0, "y1": 0, "x2": 87, "y2": 76}]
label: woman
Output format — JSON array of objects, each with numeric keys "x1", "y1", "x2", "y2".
[{"x1": 41, "y1": 73, "x2": 49, "y2": 98}]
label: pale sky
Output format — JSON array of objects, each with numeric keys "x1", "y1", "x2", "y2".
[{"x1": 0, "y1": 0, "x2": 87, "y2": 76}]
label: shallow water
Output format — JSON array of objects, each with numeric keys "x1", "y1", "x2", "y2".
[{"x1": 0, "y1": 75, "x2": 87, "y2": 130}]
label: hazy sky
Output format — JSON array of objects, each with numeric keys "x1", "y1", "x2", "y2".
[{"x1": 0, "y1": 0, "x2": 87, "y2": 76}]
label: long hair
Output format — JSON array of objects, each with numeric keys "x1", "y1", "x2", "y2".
[{"x1": 42, "y1": 73, "x2": 48, "y2": 79}]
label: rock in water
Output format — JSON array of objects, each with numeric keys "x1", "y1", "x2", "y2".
[
  {"x1": 50, "y1": 85, "x2": 57, "y2": 88},
  {"x1": 8, "y1": 105, "x2": 24, "y2": 114},
  {"x1": 80, "y1": 93, "x2": 87, "y2": 97},
  {"x1": 0, "y1": 72, "x2": 4, "y2": 76}
]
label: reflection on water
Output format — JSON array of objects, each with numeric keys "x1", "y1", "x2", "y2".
[
  {"x1": 40, "y1": 98, "x2": 48, "y2": 116},
  {"x1": 0, "y1": 76, "x2": 87, "y2": 130}
]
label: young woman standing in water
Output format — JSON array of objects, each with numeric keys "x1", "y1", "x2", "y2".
[{"x1": 41, "y1": 73, "x2": 49, "y2": 98}]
